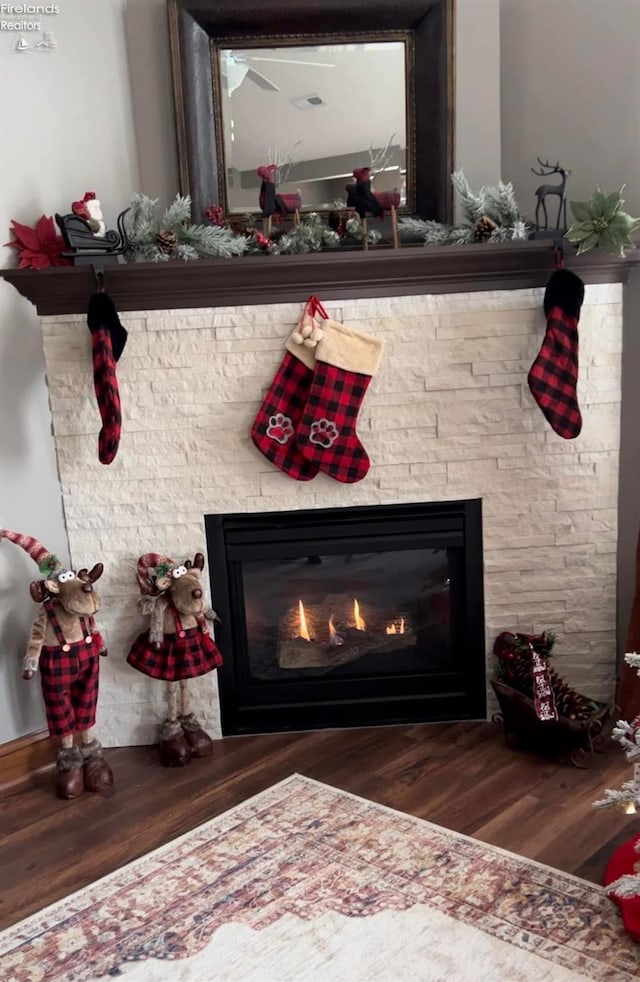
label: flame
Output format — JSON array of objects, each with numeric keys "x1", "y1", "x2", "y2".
[
  {"x1": 298, "y1": 600, "x2": 311, "y2": 641},
  {"x1": 625, "y1": 801, "x2": 638, "y2": 815},
  {"x1": 329, "y1": 614, "x2": 337, "y2": 641},
  {"x1": 385, "y1": 617, "x2": 406, "y2": 636},
  {"x1": 353, "y1": 598, "x2": 366, "y2": 631}
]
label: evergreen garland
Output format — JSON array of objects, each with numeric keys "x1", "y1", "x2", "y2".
[
  {"x1": 399, "y1": 171, "x2": 527, "y2": 246},
  {"x1": 271, "y1": 213, "x2": 341, "y2": 255},
  {"x1": 341, "y1": 216, "x2": 382, "y2": 247},
  {"x1": 124, "y1": 193, "x2": 247, "y2": 262}
]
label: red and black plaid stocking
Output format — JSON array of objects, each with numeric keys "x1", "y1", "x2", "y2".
[
  {"x1": 250, "y1": 296, "x2": 328, "y2": 481},
  {"x1": 87, "y1": 291, "x2": 128, "y2": 465},
  {"x1": 296, "y1": 320, "x2": 384, "y2": 483},
  {"x1": 527, "y1": 268, "x2": 584, "y2": 440}
]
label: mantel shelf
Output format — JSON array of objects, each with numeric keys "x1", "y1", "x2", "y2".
[{"x1": 1, "y1": 240, "x2": 638, "y2": 316}]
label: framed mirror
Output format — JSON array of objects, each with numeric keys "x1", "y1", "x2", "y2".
[
  {"x1": 169, "y1": 0, "x2": 453, "y2": 224},
  {"x1": 218, "y1": 39, "x2": 410, "y2": 215}
]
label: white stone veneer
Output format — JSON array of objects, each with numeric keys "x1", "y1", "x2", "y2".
[{"x1": 40, "y1": 284, "x2": 622, "y2": 746}]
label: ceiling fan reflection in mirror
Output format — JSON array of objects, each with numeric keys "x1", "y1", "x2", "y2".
[{"x1": 221, "y1": 51, "x2": 335, "y2": 96}]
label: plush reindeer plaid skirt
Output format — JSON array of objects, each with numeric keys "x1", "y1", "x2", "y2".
[{"x1": 127, "y1": 626, "x2": 223, "y2": 681}]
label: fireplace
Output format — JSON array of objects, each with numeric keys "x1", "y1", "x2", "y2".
[
  {"x1": 5, "y1": 268, "x2": 621, "y2": 747},
  {"x1": 206, "y1": 500, "x2": 486, "y2": 735}
]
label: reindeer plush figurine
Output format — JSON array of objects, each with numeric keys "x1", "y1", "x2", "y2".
[
  {"x1": 1, "y1": 528, "x2": 113, "y2": 799},
  {"x1": 127, "y1": 553, "x2": 223, "y2": 766}
]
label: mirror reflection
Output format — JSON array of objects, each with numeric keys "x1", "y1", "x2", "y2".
[{"x1": 218, "y1": 41, "x2": 408, "y2": 214}]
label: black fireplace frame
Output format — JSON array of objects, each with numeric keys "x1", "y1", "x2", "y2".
[{"x1": 205, "y1": 499, "x2": 486, "y2": 735}]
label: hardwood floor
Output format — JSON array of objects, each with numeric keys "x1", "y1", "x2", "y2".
[{"x1": 0, "y1": 721, "x2": 636, "y2": 931}]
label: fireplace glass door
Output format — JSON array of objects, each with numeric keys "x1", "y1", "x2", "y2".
[
  {"x1": 206, "y1": 500, "x2": 485, "y2": 735},
  {"x1": 243, "y1": 548, "x2": 453, "y2": 682}
]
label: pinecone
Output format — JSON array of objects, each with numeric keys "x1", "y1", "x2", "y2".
[
  {"x1": 473, "y1": 215, "x2": 497, "y2": 242},
  {"x1": 495, "y1": 632, "x2": 594, "y2": 721},
  {"x1": 156, "y1": 230, "x2": 177, "y2": 255}
]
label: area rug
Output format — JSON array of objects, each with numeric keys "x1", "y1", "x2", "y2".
[{"x1": 1, "y1": 774, "x2": 638, "y2": 981}]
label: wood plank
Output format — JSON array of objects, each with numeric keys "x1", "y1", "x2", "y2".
[
  {"x1": 0, "y1": 730, "x2": 53, "y2": 793},
  {"x1": 0, "y1": 722, "x2": 634, "y2": 931}
]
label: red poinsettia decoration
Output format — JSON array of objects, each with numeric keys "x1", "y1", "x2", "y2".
[{"x1": 5, "y1": 215, "x2": 70, "y2": 269}]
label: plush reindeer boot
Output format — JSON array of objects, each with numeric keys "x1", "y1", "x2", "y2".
[
  {"x1": 159, "y1": 719, "x2": 191, "y2": 767},
  {"x1": 179, "y1": 713, "x2": 213, "y2": 758},
  {"x1": 81, "y1": 739, "x2": 114, "y2": 793},
  {"x1": 56, "y1": 746, "x2": 84, "y2": 800}
]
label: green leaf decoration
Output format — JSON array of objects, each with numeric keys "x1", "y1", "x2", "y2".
[
  {"x1": 565, "y1": 220, "x2": 596, "y2": 241},
  {"x1": 590, "y1": 189, "x2": 609, "y2": 218},
  {"x1": 576, "y1": 232, "x2": 599, "y2": 255},
  {"x1": 565, "y1": 186, "x2": 639, "y2": 257},
  {"x1": 602, "y1": 188, "x2": 624, "y2": 222},
  {"x1": 154, "y1": 562, "x2": 173, "y2": 578},
  {"x1": 569, "y1": 201, "x2": 592, "y2": 222},
  {"x1": 38, "y1": 553, "x2": 61, "y2": 577},
  {"x1": 610, "y1": 211, "x2": 639, "y2": 234}
]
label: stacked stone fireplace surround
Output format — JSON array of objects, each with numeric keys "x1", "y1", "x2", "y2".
[{"x1": 40, "y1": 283, "x2": 622, "y2": 747}]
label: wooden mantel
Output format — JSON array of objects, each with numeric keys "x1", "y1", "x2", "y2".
[{"x1": 1, "y1": 240, "x2": 639, "y2": 315}]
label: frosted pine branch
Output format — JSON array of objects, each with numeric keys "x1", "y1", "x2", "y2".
[
  {"x1": 398, "y1": 218, "x2": 473, "y2": 246},
  {"x1": 625, "y1": 652, "x2": 640, "y2": 673},
  {"x1": 398, "y1": 218, "x2": 443, "y2": 241},
  {"x1": 485, "y1": 181, "x2": 522, "y2": 225},
  {"x1": 594, "y1": 784, "x2": 638, "y2": 809},
  {"x1": 124, "y1": 193, "x2": 247, "y2": 261},
  {"x1": 128, "y1": 243, "x2": 167, "y2": 263},
  {"x1": 607, "y1": 874, "x2": 640, "y2": 899},
  {"x1": 182, "y1": 223, "x2": 247, "y2": 258},
  {"x1": 611, "y1": 721, "x2": 640, "y2": 761},
  {"x1": 160, "y1": 195, "x2": 192, "y2": 230},
  {"x1": 447, "y1": 226, "x2": 474, "y2": 245},
  {"x1": 452, "y1": 170, "x2": 486, "y2": 223},
  {"x1": 175, "y1": 243, "x2": 200, "y2": 262},
  {"x1": 400, "y1": 175, "x2": 524, "y2": 247},
  {"x1": 127, "y1": 193, "x2": 158, "y2": 233}
]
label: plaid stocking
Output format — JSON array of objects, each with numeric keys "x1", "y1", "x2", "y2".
[
  {"x1": 250, "y1": 297, "x2": 328, "y2": 481},
  {"x1": 296, "y1": 320, "x2": 384, "y2": 483},
  {"x1": 527, "y1": 269, "x2": 584, "y2": 440},
  {"x1": 87, "y1": 291, "x2": 128, "y2": 465}
]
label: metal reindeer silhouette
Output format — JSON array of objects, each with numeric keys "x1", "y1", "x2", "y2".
[{"x1": 531, "y1": 157, "x2": 572, "y2": 231}]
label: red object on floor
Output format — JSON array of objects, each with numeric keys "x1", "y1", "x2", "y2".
[{"x1": 604, "y1": 835, "x2": 640, "y2": 941}]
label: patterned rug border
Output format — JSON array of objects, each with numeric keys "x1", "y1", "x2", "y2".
[
  {"x1": 297, "y1": 774, "x2": 607, "y2": 893},
  {"x1": 1, "y1": 770, "x2": 605, "y2": 948}
]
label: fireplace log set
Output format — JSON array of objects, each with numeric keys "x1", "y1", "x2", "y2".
[{"x1": 277, "y1": 595, "x2": 416, "y2": 670}]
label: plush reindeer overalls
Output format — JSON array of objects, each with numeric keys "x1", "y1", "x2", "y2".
[
  {"x1": 1, "y1": 528, "x2": 113, "y2": 799},
  {"x1": 127, "y1": 552, "x2": 222, "y2": 766}
]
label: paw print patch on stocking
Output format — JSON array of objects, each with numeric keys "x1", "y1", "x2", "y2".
[
  {"x1": 266, "y1": 413, "x2": 294, "y2": 445},
  {"x1": 309, "y1": 419, "x2": 339, "y2": 448},
  {"x1": 296, "y1": 320, "x2": 384, "y2": 484}
]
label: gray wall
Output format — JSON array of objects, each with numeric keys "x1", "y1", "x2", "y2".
[
  {"x1": 0, "y1": 0, "x2": 141, "y2": 742},
  {"x1": 0, "y1": 0, "x2": 500, "y2": 743},
  {"x1": 500, "y1": 0, "x2": 640, "y2": 663}
]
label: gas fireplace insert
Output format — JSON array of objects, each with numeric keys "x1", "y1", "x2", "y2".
[{"x1": 205, "y1": 500, "x2": 485, "y2": 735}]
